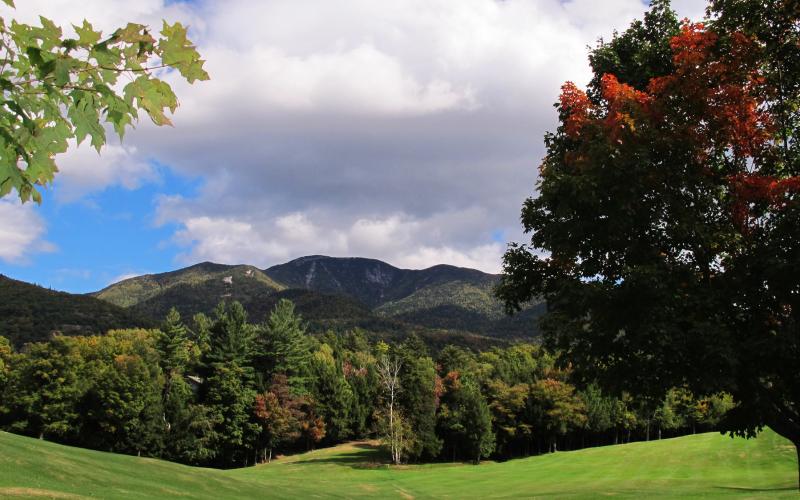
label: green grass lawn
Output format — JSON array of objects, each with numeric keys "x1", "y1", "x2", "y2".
[{"x1": 0, "y1": 429, "x2": 796, "y2": 499}]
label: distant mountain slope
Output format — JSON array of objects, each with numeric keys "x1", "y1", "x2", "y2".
[
  {"x1": 94, "y1": 263, "x2": 285, "y2": 309},
  {"x1": 263, "y1": 255, "x2": 496, "y2": 308},
  {"x1": 376, "y1": 280, "x2": 545, "y2": 338},
  {"x1": 375, "y1": 280, "x2": 504, "y2": 319},
  {"x1": 0, "y1": 275, "x2": 152, "y2": 348},
  {"x1": 132, "y1": 286, "x2": 372, "y2": 325},
  {"x1": 93, "y1": 255, "x2": 543, "y2": 341}
]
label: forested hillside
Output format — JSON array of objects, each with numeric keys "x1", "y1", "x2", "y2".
[
  {"x1": 93, "y1": 255, "x2": 543, "y2": 341},
  {"x1": 0, "y1": 275, "x2": 153, "y2": 347}
]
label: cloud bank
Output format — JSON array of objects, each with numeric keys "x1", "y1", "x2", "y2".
[{"x1": 3, "y1": 0, "x2": 707, "y2": 272}]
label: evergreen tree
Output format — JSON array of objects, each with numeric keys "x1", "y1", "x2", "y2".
[
  {"x1": 308, "y1": 344, "x2": 353, "y2": 443},
  {"x1": 398, "y1": 340, "x2": 441, "y2": 460},
  {"x1": 437, "y1": 371, "x2": 495, "y2": 463},
  {"x1": 158, "y1": 308, "x2": 192, "y2": 376},
  {"x1": 460, "y1": 379, "x2": 495, "y2": 464},
  {"x1": 203, "y1": 302, "x2": 259, "y2": 466},
  {"x1": 157, "y1": 309, "x2": 193, "y2": 439},
  {"x1": 257, "y1": 299, "x2": 311, "y2": 392},
  {"x1": 205, "y1": 362, "x2": 258, "y2": 467}
]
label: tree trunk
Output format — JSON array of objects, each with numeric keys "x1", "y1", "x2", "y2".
[
  {"x1": 269, "y1": 448, "x2": 272, "y2": 463},
  {"x1": 646, "y1": 422, "x2": 650, "y2": 442}
]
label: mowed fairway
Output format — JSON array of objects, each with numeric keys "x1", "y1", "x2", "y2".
[{"x1": 0, "y1": 430, "x2": 796, "y2": 499}]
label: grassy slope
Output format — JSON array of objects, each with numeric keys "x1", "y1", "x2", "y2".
[{"x1": 0, "y1": 430, "x2": 796, "y2": 499}]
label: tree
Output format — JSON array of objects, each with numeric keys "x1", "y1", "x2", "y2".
[
  {"x1": 308, "y1": 343, "x2": 353, "y2": 443},
  {"x1": 375, "y1": 341, "x2": 403, "y2": 465},
  {"x1": 252, "y1": 375, "x2": 301, "y2": 463},
  {"x1": 2, "y1": 337, "x2": 86, "y2": 440},
  {"x1": 580, "y1": 383, "x2": 614, "y2": 446},
  {"x1": 342, "y1": 348, "x2": 379, "y2": 438},
  {"x1": 497, "y1": 0, "x2": 800, "y2": 487},
  {"x1": 487, "y1": 379, "x2": 530, "y2": 457},
  {"x1": 0, "y1": 336, "x2": 11, "y2": 394},
  {"x1": 257, "y1": 299, "x2": 311, "y2": 393},
  {"x1": 157, "y1": 309, "x2": 192, "y2": 429},
  {"x1": 437, "y1": 372, "x2": 495, "y2": 464},
  {"x1": 397, "y1": 337, "x2": 442, "y2": 461},
  {"x1": 203, "y1": 302, "x2": 259, "y2": 467},
  {"x1": 78, "y1": 329, "x2": 164, "y2": 457},
  {"x1": 528, "y1": 379, "x2": 586, "y2": 452},
  {"x1": 653, "y1": 389, "x2": 686, "y2": 440},
  {"x1": 204, "y1": 362, "x2": 257, "y2": 467},
  {"x1": 0, "y1": 2, "x2": 208, "y2": 203}
]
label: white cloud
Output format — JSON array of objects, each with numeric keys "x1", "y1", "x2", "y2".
[
  {"x1": 108, "y1": 272, "x2": 146, "y2": 286},
  {"x1": 0, "y1": 200, "x2": 56, "y2": 264},
  {"x1": 54, "y1": 140, "x2": 158, "y2": 202},
  {"x1": 1, "y1": 0, "x2": 708, "y2": 273},
  {"x1": 163, "y1": 208, "x2": 507, "y2": 272}
]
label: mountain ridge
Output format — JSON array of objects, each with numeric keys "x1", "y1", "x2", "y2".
[{"x1": 91, "y1": 255, "x2": 542, "y2": 341}]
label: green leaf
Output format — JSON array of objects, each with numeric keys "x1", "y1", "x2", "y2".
[
  {"x1": 61, "y1": 38, "x2": 78, "y2": 52},
  {"x1": 159, "y1": 21, "x2": 209, "y2": 83},
  {"x1": 124, "y1": 76, "x2": 177, "y2": 126},
  {"x1": 74, "y1": 20, "x2": 101, "y2": 47},
  {"x1": 112, "y1": 23, "x2": 153, "y2": 45},
  {"x1": 68, "y1": 92, "x2": 106, "y2": 151},
  {"x1": 1, "y1": 0, "x2": 15, "y2": 8},
  {"x1": 54, "y1": 58, "x2": 72, "y2": 86}
]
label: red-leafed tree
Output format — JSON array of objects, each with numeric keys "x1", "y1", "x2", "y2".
[
  {"x1": 252, "y1": 374, "x2": 302, "y2": 463},
  {"x1": 498, "y1": 0, "x2": 800, "y2": 487}
]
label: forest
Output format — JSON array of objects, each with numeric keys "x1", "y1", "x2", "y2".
[{"x1": 0, "y1": 299, "x2": 733, "y2": 468}]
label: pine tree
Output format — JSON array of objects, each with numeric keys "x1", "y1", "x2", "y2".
[{"x1": 257, "y1": 299, "x2": 311, "y2": 392}]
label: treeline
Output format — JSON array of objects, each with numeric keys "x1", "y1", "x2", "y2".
[{"x1": 0, "y1": 300, "x2": 732, "y2": 467}]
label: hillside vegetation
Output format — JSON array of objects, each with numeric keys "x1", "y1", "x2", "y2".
[
  {"x1": 0, "y1": 429, "x2": 796, "y2": 499},
  {"x1": 0, "y1": 275, "x2": 153, "y2": 348},
  {"x1": 94, "y1": 263, "x2": 284, "y2": 309},
  {"x1": 92, "y1": 255, "x2": 543, "y2": 341}
]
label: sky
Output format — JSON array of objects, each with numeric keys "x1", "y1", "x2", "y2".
[{"x1": 0, "y1": 0, "x2": 706, "y2": 293}]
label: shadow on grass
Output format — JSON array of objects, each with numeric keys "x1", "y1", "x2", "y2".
[
  {"x1": 293, "y1": 444, "x2": 389, "y2": 469},
  {"x1": 714, "y1": 485, "x2": 797, "y2": 493}
]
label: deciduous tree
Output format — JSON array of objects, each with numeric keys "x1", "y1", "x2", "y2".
[
  {"x1": 0, "y1": 2, "x2": 207, "y2": 203},
  {"x1": 498, "y1": 0, "x2": 800, "y2": 487}
]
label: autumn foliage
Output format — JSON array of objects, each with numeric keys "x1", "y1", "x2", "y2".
[
  {"x1": 501, "y1": 1, "x2": 800, "y2": 488},
  {"x1": 556, "y1": 21, "x2": 797, "y2": 232}
]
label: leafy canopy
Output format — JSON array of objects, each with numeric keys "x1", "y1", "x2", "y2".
[
  {"x1": 497, "y1": 0, "x2": 800, "y2": 465},
  {"x1": 0, "y1": 1, "x2": 208, "y2": 203}
]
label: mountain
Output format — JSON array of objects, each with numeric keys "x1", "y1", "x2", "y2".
[
  {"x1": 264, "y1": 255, "x2": 497, "y2": 307},
  {"x1": 264, "y1": 256, "x2": 542, "y2": 337},
  {"x1": 94, "y1": 262, "x2": 284, "y2": 309},
  {"x1": 94, "y1": 255, "x2": 543, "y2": 340},
  {"x1": 0, "y1": 275, "x2": 153, "y2": 348}
]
